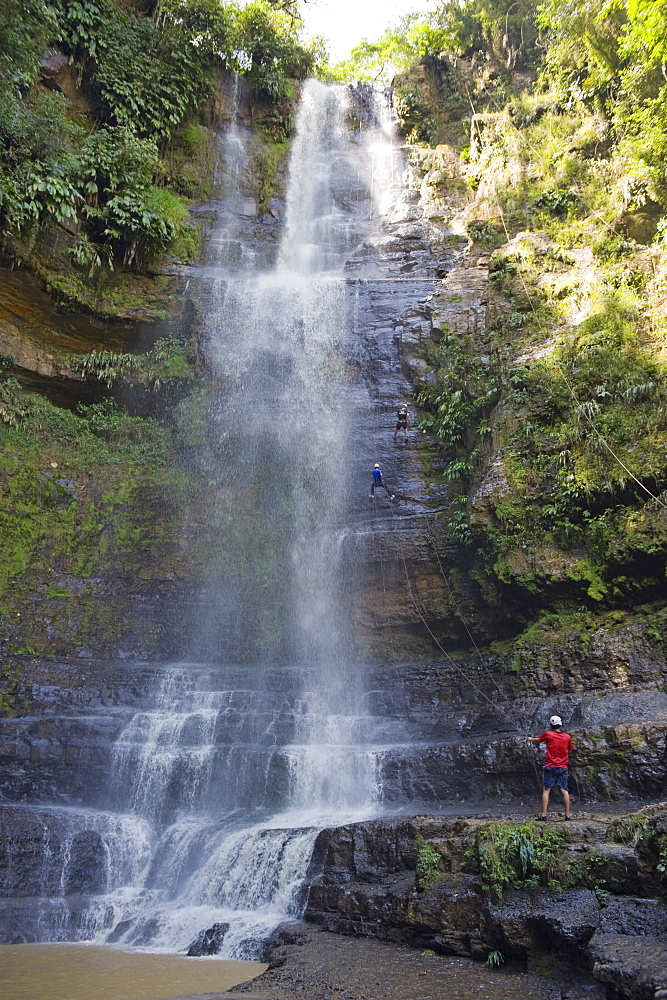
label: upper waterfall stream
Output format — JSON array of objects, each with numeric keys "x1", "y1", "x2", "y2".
[{"x1": 1, "y1": 80, "x2": 445, "y2": 959}]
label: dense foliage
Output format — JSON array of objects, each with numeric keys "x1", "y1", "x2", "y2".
[
  {"x1": 341, "y1": 0, "x2": 667, "y2": 198},
  {"x1": 342, "y1": 1, "x2": 667, "y2": 616},
  {"x1": 336, "y1": 0, "x2": 540, "y2": 83},
  {"x1": 0, "y1": 0, "x2": 316, "y2": 269}
]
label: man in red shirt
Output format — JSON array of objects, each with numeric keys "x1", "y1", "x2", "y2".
[{"x1": 528, "y1": 715, "x2": 573, "y2": 821}]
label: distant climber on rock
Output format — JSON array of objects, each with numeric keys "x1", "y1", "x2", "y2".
[
  {"x1": 370, "y1": 463, "x2": 394, "y2": 501},
  {"x1": 528, "y1": 715, "x2": 573, "y2": 821},
  {"x1": 393, "y1": 403, "x2": 410, "y2": 441}
]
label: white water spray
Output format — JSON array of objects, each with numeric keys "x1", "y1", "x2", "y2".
[{"x1": 4, "y1": 80, "x2": 418, "y2": 959}]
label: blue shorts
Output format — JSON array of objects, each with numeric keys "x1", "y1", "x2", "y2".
[{"x1": 543, "y1": 766, "x2": 569, "y2": 790}]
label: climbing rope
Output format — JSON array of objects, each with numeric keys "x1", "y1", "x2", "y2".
[
  {"x1": 377, "y1": 495, "x2": 500, "y2": 708},
  {"x1": 425, "y1": 515, "x2": 508, "y2": 701},
  {"x1": 372, "y1": 493, "x2": 397, "y2": 655}
]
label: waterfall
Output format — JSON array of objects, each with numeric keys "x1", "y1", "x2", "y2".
[{"x1": 0, "y1": 79, "x2": 430, "y2": 958}]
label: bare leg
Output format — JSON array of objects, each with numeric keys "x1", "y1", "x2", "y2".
[
  {"x1": 560, "y1": 787, "x2": 571, "y2": 818},
  {"x1": 541, "y1": 788, "x2": 550, "y2": 817}
]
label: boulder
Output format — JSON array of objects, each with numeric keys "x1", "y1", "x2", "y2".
[
  {"x1": 588, "y1": 931, "x2": 667, "y2": 1000},
  {"x1": 586, "y1": 844, "x2": 644, "y2": 895},
  {"x1": 186, "y1": 921, "x2": 230, "y2": 956},
  {"x1": 485, "y1": 888, "x2": 601, "y2": 962}
]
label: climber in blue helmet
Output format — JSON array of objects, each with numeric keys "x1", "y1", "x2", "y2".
[{"x1": 370, "y1": 463, "x2": 394, "y2": 501}]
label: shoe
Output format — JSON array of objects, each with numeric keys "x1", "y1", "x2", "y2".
[
  {"x1": 390, "y1": 495, "x2": 395, "y2": 500},
  {"x1": 369, "y1": 495, "x2": 373, "y2": 499},
  {"x1": 536, "y1": 815, "x2": 548, "y2": 822},
  {"x1": 564, "y1": 816, "x2": 572, "y2": 821}
]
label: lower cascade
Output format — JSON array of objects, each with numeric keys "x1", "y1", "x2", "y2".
[{"x1": 0, "y1": 80, "x2": 442, "y2": 958}]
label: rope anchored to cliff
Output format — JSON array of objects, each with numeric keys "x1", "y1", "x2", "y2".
[{"x1": 379, "y1": 497, "x2": 501, "y2": 709}]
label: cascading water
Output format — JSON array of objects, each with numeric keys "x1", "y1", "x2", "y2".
[
  {"x1": 0, "y1": 79, "x2": 438, "y2": 958},
  {"x1": 105, "y1": 81, "x2": 405, "y2": 955}
]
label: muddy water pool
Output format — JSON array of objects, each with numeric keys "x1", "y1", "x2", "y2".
[{"x1": 0, "y1": 943, "x2": 266, "y2": 1000}]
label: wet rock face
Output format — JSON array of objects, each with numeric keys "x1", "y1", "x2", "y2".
[
  {"x1": 0, "y1": 660, "x2": 158, "y2": 805},
  {"x1": 0, "y1": 714, "x2": 121, "y2": 804},
  {"x1": 186, "y1": 921, "x2": 230, "y2": 956},
  {"x1": 304, "y1": 811, "x2": 667, "y2": 1000},
  {"x1": 589, "y1": 933, "x2": 667, "y2": 1000},
  {"x1": 40, "y1": 49, "x2": 93, "y2": 112},
  {"x1": 0, "y1": 807, "x2": 108, "y2": 898},
  {"x1": 0, "y1": 269, "x2": 150, "y2": 382},
  {"x1": 1, "y1": 645, "x2": 665, "y2": 819},
  {"x1": 599, "y1": 897, "x2": 667, "y2": 938},
  {"x1": 487, "y1": 888, "x2": 602, "y2": 960}
]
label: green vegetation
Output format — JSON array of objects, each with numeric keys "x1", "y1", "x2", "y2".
[
  {"x1": 417, "y1": 334, "x2": 499, "y2": 479},
  {"x1": 0, "y1": 0, "x2": 322, "y2": 658},
  {"x1": 477, "y1": 278, "x2": 667, "y2": 600},
  {"x1": 0, "y1": 0, "x2": 318, "y2": 280},
  {"x1": 0, "y1": 388, "x2": 173, "y2": 592},
  {"x1": 335, "y1": 1, "x2": 539, "y2": 86},
  {"x1": 416, "y1": 839, "x2": 443, "y2": 890},
  {"x1": 0, "y1": 321, "x2": 204, "y2": 659},
  {"x1": 475, "y1": 822, "x2": 578, "y2": 899},
  {"x1": 251, "y1": 137, "x2": 290, "y2": 212},
  {"x1": 351, "y1": 2, "x2": 667, "y2": 623},
  {"x1": 73, "y1": 337, "x2": 195, "y2": 388},
  {"x1": 657, "y1": 835, "x2": 667, "y2": 882}
]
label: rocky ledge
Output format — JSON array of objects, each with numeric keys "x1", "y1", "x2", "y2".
[{"x1": 299, "y1": 807, "x2": 667, "y2": 1000}]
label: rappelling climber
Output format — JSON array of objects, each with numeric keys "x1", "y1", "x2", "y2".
[
  {"x1": 393, "y1": 403, "x2": 410, "y2": 441},
  {"x1": 370, "y1": 463, "x2": 394, "y2": 501}
]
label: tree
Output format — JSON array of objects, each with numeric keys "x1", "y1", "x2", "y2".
[{"x1": 537, "y1": 0, "x2": 626, "y2": 110}]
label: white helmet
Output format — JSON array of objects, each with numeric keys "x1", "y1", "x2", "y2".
[
  {"x1": 374, "y1": 463, "x2": 380, "y2": 469},
  {"x1": 549, "y1": 715, "x2": 562, "y2": 727}
]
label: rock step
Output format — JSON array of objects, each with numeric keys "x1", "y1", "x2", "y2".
[
  {"x1": 2, "y1": 655, "x2": 666, "y2": 809},
  {"x1": 300, "y1": 808, "x2": 667, "y2": 1000}
]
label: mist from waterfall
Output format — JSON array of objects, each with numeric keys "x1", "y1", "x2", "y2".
[{"x1": 0, "y1": 80, "x2": 415, "y2": 959}]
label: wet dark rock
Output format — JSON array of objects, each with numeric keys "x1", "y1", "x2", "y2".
[
  {"x1": 0, "y1": 895, "x2": 104, "y2": 944},
  {"x1": 0, "y1": 713, "x2": 125, "y2": 803},
  {"x1": 588, "y1": 932, "x2": 667, "y2": 1000},
  {"x1": 1, "y1": 653, "x2": 665, "y2": 822},
  {"x1": 485, "y1": 888, "x2": 601, "y2": 961},
  {"x1": 186, "y1": 921, "x2": 230, "y2": 956},
  {"x1": 413, "y1": 876, "x2": 486, "y2": 957},
  {"x1": 0, "y1": 806, "x2": 109, "y2": 898},
  {"x1": 586, "y1": 844, "x2": 643, "y2": 895},
  {"x1": 62, "y1": 830, "x2": 107, "y2": 894},
  {"x1": 599, "y1": 897, "x2": 667, "y2": 938},
  {"x1": 258, "y1": 922, "x2": 314, "y2": 967},
  {"x1": 304, "y1": 810, "x2": 667, "y2": 1000},
  {"x1": 106, "y1": 918, "x2": 134, "y2": 944},
  {"x1": 229, "y1": 926, "x2": 595, "y2": 1000}
]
